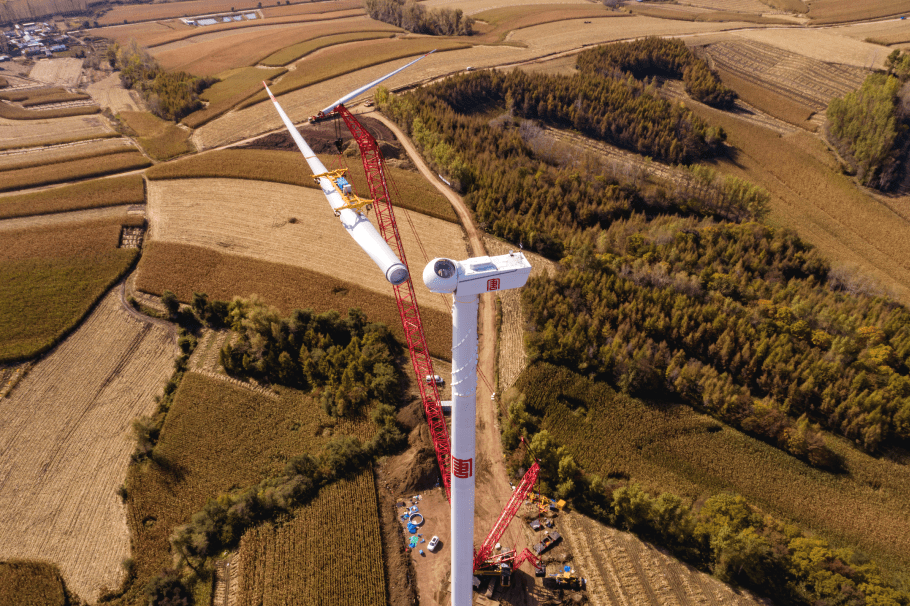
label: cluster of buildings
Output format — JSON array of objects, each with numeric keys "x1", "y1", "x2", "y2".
[
  {"x1": 0, "y1": 22, "x2": 70, "y2": 59},
  {"x1": 180, "y1": 12, "x2": 258, "y2": 27}
]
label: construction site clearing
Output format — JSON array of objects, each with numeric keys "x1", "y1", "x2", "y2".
[{"x1": 393, "y1": 484, "x2": 588, "y2": 605}]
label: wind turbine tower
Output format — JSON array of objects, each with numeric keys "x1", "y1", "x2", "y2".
[{"x1": 423, "y1": 252, "x2": 532, "y2": 606}]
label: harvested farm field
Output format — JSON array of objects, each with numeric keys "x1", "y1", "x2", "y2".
[
  {"x1": 732, "y1": 28, "x2": 888, "y2": 68},
  {"x1": 561, "y1": 512, "x2": 769, "y2": 606},
  {"x1": 0, "y1": 115, "x2": 112, "y2": 150},
  {"x1": 0, "y1": 174, "x2": 144, "y2": 220},
  {"x1": 806, "y1": 0, "x2": 910, "y2": 23},
  {"x1": 675, "y1": 0, "x2": 779, "y2": 13},
  {"x1": 0, "y1": 288, "x2": 175, "y2": 602},
  {"x1": 28, "y1": 58, "x2": 84, "y2": 88},
  {"x1": 703, "y1": 39, "x2": 867, "y2": 111},
  {"x1": 0, "y1": 137, "x2": 134, "y2": 172},
  {"x1": 145, "y1": 178, "x2": 466, "y2": 315},
  {"x1": 86, "y1": 72, "x2": 144, "y2": 114}
]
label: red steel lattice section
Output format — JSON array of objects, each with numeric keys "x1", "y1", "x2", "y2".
[
  {"x1": 337, "y1": 105, "x2": 452, "y2": 500},
  {"x1": 473, "y1": 461, "x2": 540, "y2": 571}
]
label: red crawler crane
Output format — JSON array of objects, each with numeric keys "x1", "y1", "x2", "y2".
[
  {"x1": 473, "y1": 461, "x2": 540, "y2": 572},
  {"x1": 334, "y1": 104, "x2": 452, "y2": 500}
]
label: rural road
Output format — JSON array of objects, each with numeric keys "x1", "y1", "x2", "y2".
[{"x1": 369, "y1": 110, "x2": 540, "y2": 604}]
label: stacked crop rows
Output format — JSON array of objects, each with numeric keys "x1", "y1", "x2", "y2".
[
  {"x1": 706, "y1": 40, "x2": 866, "y2": 111},
  {"x1": 236, "y1": 469, "x2": 386, "y2": 606},
  {"x1": 561, "y1": 512, "x2": 768, "y2": 606}
]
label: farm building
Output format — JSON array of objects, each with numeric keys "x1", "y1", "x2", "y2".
[
  {"x1": 196, "y1": 18, "x2": 217, "y2": 26},
  {"x1": 244, "y1": 13, "x2": 257, "y2": 19}
]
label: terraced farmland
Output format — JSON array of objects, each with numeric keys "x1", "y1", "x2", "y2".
[
  {"x1": 0, "y1": 289, "x2": 174, "y2": 601},
  {"x1": 705, "y1": 39, "x2": 867, "y2": 111}
]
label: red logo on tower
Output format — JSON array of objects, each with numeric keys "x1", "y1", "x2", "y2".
[
  {"x1": 453, "y1": 456, "x2": 473, "y2": 478},
  {"x1": 487, "y1": 278, "x2": 500, "y2": 291}
]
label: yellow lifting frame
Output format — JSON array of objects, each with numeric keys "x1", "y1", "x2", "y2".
[{"x1": 312, "y1": 168, "x2": 374, "y2": 216}]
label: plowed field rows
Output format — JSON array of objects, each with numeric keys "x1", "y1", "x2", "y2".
[
  {"x1": 29, "y1": 58, "x2": 83, "y2": 88},
  {"x1": 145, "y1": 178, "x2": 467, "y2": 314},
  {"x1": 0, "y1": 114, "x2": 111, "y2": 150},
  {"x1": 705, "y1": 39, "x2": 866, "y2": 111},
  {"x1": 484, "y1": 236, "x2": 554, "y2": 391},
  {"x1": 0, "y1": 289, "x2": 175, "y2": 602},
  {"x1": 561, "y1": 512, "x2": 770, "y2": 606},
  {"x1": 236, "y1": 469, "x2": 385, "y2": 606}
]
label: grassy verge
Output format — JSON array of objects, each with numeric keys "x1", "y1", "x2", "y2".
[
  {"x1": 182, "y1": 66, "x2": 286, "y2": 129},
  {"x1": 0, "y1": 151, "x2": 150, "y2": 192},
  {"x1": 118, "y1": 111, "x2": 195, "y2": 161},
  {"x1": 0, "y1": 560, "x2": 79, "y2": 605},
  {"x1": 240, "y1": 39, "x2": 470, "y2": 108},
  {"x1": 134, "y1": 241, "x2": 451, "y2": 359},
  {"x1": 0, "y1": 174, "x2": 145, "y2": 219},
  {"x1": 715, "y1": 67, "x2": 816, "y2": 128},
  {"x1": 516, "y1": 362, "x2": 910, "y2": 580},
  {"x1": 0, "y1": 217, "x2": 139, "y2": 363},
  {"x1": 146, "y1": 148, "x2": 457, "y2": 221},
  {"x1": 260, "y1": 31, "x2": 397, "y2": 67},
  {"x1": 124, "y1": 372, "x2": 376, "y2": 598},
  {"x1": 0, "y1": 102, "x2": 98, "y2": 120}
]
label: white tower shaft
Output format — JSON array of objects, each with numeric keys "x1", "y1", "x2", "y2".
[
  {"x1": 450, "y1": 291, "x2": 479, "y2": 606},
  {"x1": 421, "y1": 252, "x2": 532, "y2": 606}
]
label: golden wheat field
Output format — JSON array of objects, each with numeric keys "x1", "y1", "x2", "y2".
[
  {"x1": 0, "y1": 289, "x2": 174, "y2": 602},
  {"x1": 145, "y1": 178, "x2": 467, "y2": 315},
  {"x1": 236, "y1": 469, "x2": 386, "y2": 606}
]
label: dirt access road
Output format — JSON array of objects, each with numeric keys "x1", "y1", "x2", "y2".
[{"x1": 366, "y1": 110, "x2": 539, "y2": 604}]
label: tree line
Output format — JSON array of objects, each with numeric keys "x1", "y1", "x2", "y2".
[
  {"x1": 826, "y1": 71, "x2": 909, "y2": 190},
  {"x1": 107, "y1": 40, "x2": 216, "y2": 121},
  {"x1": 363, "y1": 0, "x2": 474, "y2": 35},
  {"x1": 576, "y1": 37, "x2": 737, "y2": 109},
  {"x1": 522, "y1": 218, "x2": 910, "y2": 457},
  {"x1": 501, "y1": 379, "x2": 908, "y2": 606}
]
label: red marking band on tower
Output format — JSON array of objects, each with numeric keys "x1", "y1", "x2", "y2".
[
  {"x1": 453, "y1": 456, "x2": 473, "y2": 478},
  {"x1": 487, "y1": 278, "x2": 500, "y2": 291}
]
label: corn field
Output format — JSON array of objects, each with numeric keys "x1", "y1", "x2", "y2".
[{"x1": 237, "y1": 469, "x2": 387, "y2": 606}]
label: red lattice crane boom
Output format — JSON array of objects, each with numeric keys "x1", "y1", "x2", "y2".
[
  {"x1": 335, "y1": 104, "x2": 452, "y2": 500},
  {"x1": 473, "y1": 461, "x2": 540, "y2": 571}
]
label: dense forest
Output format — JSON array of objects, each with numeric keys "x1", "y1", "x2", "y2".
[
  {"x1": 826, "y1": 72, "x2": 909, "y2": 190},
  {"x1": 107, "y1": 40, "x2": 216, "y2": 121},
  {"x1": 576, "y1": 37, "x2": 737, "y2": 109},
  {"x1": 379, "y1": 39, "x2": 910, "y2": 605},
  {"x1": 363, "y1": 0, "x2": 473, "y2": 35}
]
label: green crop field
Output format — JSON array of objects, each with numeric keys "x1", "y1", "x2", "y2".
[
  {"x1": 514, "y1": 362, "x2": 910, "y2": 579},
  {"x1": 0, "y1": 217, "x2": 138, "y2": 363},
  {"x1": 0, "y1": 174, "x2": 145, "y2": 220},
  {"x1": 134, "y1": 241, "x2": 452, "y2": 360},
  {"x1": 237, "y1": 468, "x2": 386, "y2": 606}
]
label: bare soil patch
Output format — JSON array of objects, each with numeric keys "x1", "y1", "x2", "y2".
[
  {"x1": 86, "y1": 72, "x2": 145, "y2": 114},
  {"x1": 28, "y1": 58, "x2": 84, "y2": 88},
  {"x1": 0, "y1": 288, "x2": 175, "y2": 602},
  {"x1": 145, "y1": 178, "x2": 466, "y2": 314}
]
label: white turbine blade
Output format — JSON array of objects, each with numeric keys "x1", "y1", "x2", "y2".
[
  {"x1": 263, "y1": 82, "x2": 409, "y2": 285},
  {"x1": 319, "y1": 50, "x2": 435, "y2": 116}
]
